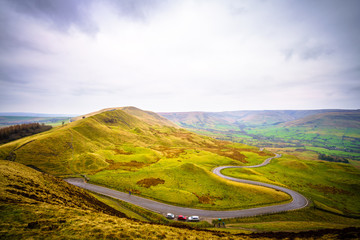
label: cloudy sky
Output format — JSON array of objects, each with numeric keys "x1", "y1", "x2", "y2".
[{"x1": 0, "y1": 0, "x2": 359, "y2": 114}]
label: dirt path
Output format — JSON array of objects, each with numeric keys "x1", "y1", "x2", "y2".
[{"x1": 65, "y1": 154, "x2": 308, "y2": 219}]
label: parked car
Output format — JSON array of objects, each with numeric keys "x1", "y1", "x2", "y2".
[
  {"x1": 166, "y1": 213, "x2": 175, "y2": 219},
  {"x1": 177, "y1": 215, "x2": 187, "y2": 221},
  {"x1": 187, "y1": 216, "x2": 200, "y2": 222}
]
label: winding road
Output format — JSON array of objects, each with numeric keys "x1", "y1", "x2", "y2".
[{"x1": 65, "y1": 153, "x2": 308, "y2": 219}]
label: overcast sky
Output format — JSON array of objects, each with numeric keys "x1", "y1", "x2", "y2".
[{"x1": 0, "y1": 0, "x2": 359, "y2": 114}]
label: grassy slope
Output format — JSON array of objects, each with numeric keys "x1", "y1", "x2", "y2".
[
  {"x1": 221, "y1": 208, "x2": 360, "y2": 232},
  {"x1": 0, "y1": 160, "x2": 246, "y2": 239},
  {"x1": 1, "y1": 108, "x2": 360, "y2": 235},
  {"x1": 0, "y1": 109, "x2": 288, "y2": 210},
  {"x1": 2, "y1": 161, "x2": 357, "y2": 239},
  {"x1": 221, "y1": 154, "x2": 360, "y2": 215},
  {"x1": 246, "y1": 111, "x2": 360, "y2": 160},
  {"x1": 160, "y1": 110, "x2": 360, "y2": 161}
]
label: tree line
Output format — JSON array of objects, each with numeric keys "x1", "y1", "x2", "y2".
[{"x1": 0, "y1": 123, "x2": 52, "y2": 144}]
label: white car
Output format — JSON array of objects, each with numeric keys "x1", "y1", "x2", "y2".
[
  {"x1": 187, "y1": 216, "x2": 200, "y2": 222},
  {"x1": 166, "y1": 213, "x2": 175, "y2": 219}
]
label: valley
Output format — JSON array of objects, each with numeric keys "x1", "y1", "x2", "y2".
[
  {"x1": 160, "y1": 110, "x2": 360, "y2": 162},
  {"x1": 65, "y1": 153, "x2": 307, "y2": 218},
  {"x1": 1, "y1": 107, "x2": 360, "y2": 238}
]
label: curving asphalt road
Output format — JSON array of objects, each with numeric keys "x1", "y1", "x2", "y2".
[{"x1": 65, "y1": 153, "x2": 308, "y2": 219}]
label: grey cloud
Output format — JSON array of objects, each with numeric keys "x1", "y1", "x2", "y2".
[
  {"x1": 0, "y1": 0, "x2": 162, "y2": 53},
  {"x1": 283, "y1": 42, "x2": 334, "y2": 61},
  {"x1": 340, "y1": 65, "x2": 360, "y2": 77},
  {"x1": 0, "y1": 2, "x2": 39, "y2": 53},
  {"x1": 4, "y1": 0, "x2": 98, "y2": 34},
  {"x1": 283, "y1": 49, "x2": 294, "y2": 61},
  {"x1": 278, "y1": 0, "x2": 360, "y2": 61},
  {"x1": 0, "y1": 0, "x2": 359, "y2": 113},
  {"x1": 299, "y1": 45, "x2": 334, "y2": 61},
  {"x1": 0, "y1": 64, "x2": 38, "y2": 85},
  {"x1": 107, "y1": 0, "x2": 161, "y2": 20},
  {"x1": 4, "y1": 0, "x2": 161, "y2": 33}
]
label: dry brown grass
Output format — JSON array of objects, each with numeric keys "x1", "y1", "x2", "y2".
[
  {"x1": 307, "y1": 183, "x2": 352, "y2": 195},
  {"x1": 136, "y1": 178, "x2": 165, "y2": 188},
  {"x1": 112, "y1": 148, "x2": 132, "y2": 155},
  {"x1": 105, "y1": 159, "x2": 148, "y2": 171},
  {"x1": 192, "y1": 192, "x2": 222, "y2": 205}
]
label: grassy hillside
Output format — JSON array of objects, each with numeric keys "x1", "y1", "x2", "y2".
[
  {"x1": 1, "y1": 108, "x2": 359, "y2": 214},
  {"x1": 159, "y1": 109, "x2": 344, "y2": 128},
  {"x1": 3, "y1": 160, "x2": 358, "y2": 239},
  {"x1": 0, "y1": 108, "x2": 289, "y2": 210},
  {"x1": 221, "y1": 154, "x2": 360, "y2": 216},
  {"x1": 1, "y1": 107, "x2": 360, "y2": 236},
  {"x1": 72, "y1": 106, "x2": 178, "y2": 128},
  {"x1": 160, "y1": 110, "x2": 360, "y2": 161},
  {"x1": 0, "y1": 160, "x2": 241, "y2": 239},
  {"x1": 246, "y1": 111, "x2": 360, "y2": 160}
]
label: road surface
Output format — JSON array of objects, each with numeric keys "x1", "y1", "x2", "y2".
[{"x1": 65, "y1": 153, "x2": 308, "y2": 219}]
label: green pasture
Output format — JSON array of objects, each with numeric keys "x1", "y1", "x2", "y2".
[
  {"x1": 188, "y1": 124, "x2": 360, "y2": 161},
  {"x1": 245, "y1": 126, "x2": 360, "y2": 154},
  {"x1": 305, "y1": 146, "x2": 360, "y2": 160},
  {"x1": 89, "y1": 148, "x2": 290, "y2": 210},
  {"x1": 221, "y1": 154, "x2": 360, "y2": 215},
  {"x1": 0, "y1": 116, "x2": 71, "y2": 127},
  {"x1": 0, "y1": 109, "x2": 289, "y2": 211}
]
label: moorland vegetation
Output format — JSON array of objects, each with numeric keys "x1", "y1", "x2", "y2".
[
  {"x1": 1, "y1": 107, "x2": 360, "y2": 236},
  {"x1": 1, "y1": 160, "x2": 359, "y2": 239},
  {"x1": 0, "y1": 107, "x2": 288, "y2": 210}
]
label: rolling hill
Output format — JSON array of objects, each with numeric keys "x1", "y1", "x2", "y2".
[
  {"x1": 1, "y1": 107, "x2": 360, "y2": 235},
  {"x1": 283, "y1": 111, "x2": 360, "y2": 128},
  {"x1": 3, "y1": 160, "x2": 358, "y2": 239},
  {"x1": 159, "y1": 109, "x2": 350, "y2": 128},
  {"x1": 160, "y1": 110, "x2": 360, "y2": 161},
  {"x1": 0, "y1": 107, "x2": 289, "y2": 211}
]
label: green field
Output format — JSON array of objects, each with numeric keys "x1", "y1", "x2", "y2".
[
  {"x1": 161, "y1": 110, "x2": 360, "y2": 162},
  {"x1": 0, "y1": 116, "x2": 71, "y2": 127},
  {"x1": 1, "y1": 107, "x2": 360, "y2": 235},
  {"x1": 0, "y1": 109, "x2": 289, "y2": 210},
  {"x1": 221, "y1": 154, "x2": 360, "y2": 215},
  {"x1": 89, "y1": 148, "x2": 290, "y2": 210}
]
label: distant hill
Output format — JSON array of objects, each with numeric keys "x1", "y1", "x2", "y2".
[
  {"x1": 283, "y1": 111, "x2": 360, "y2": 129},
  {"x1": 159, "y1": 109, "x2": 355, "y2": 128},
  {"x1": 1, "y1": 107, "x2": 360, "y2": 236},
  {"x1": 160, "y1": 110, "x2": 360, "y2": 161},
  {"x1": 0, "y1": 112, "x2": 76, "y2": 117},
  {"x1": 0, "y1": 116, "x2": 72, "y2": 128},
  {"x1": 0, "y1": 107, "x2": 288, "y2": 212}
]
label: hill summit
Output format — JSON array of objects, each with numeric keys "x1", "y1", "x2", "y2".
[{"x1": 0, "y1": 107, "x2": 260, "y2": 176}]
